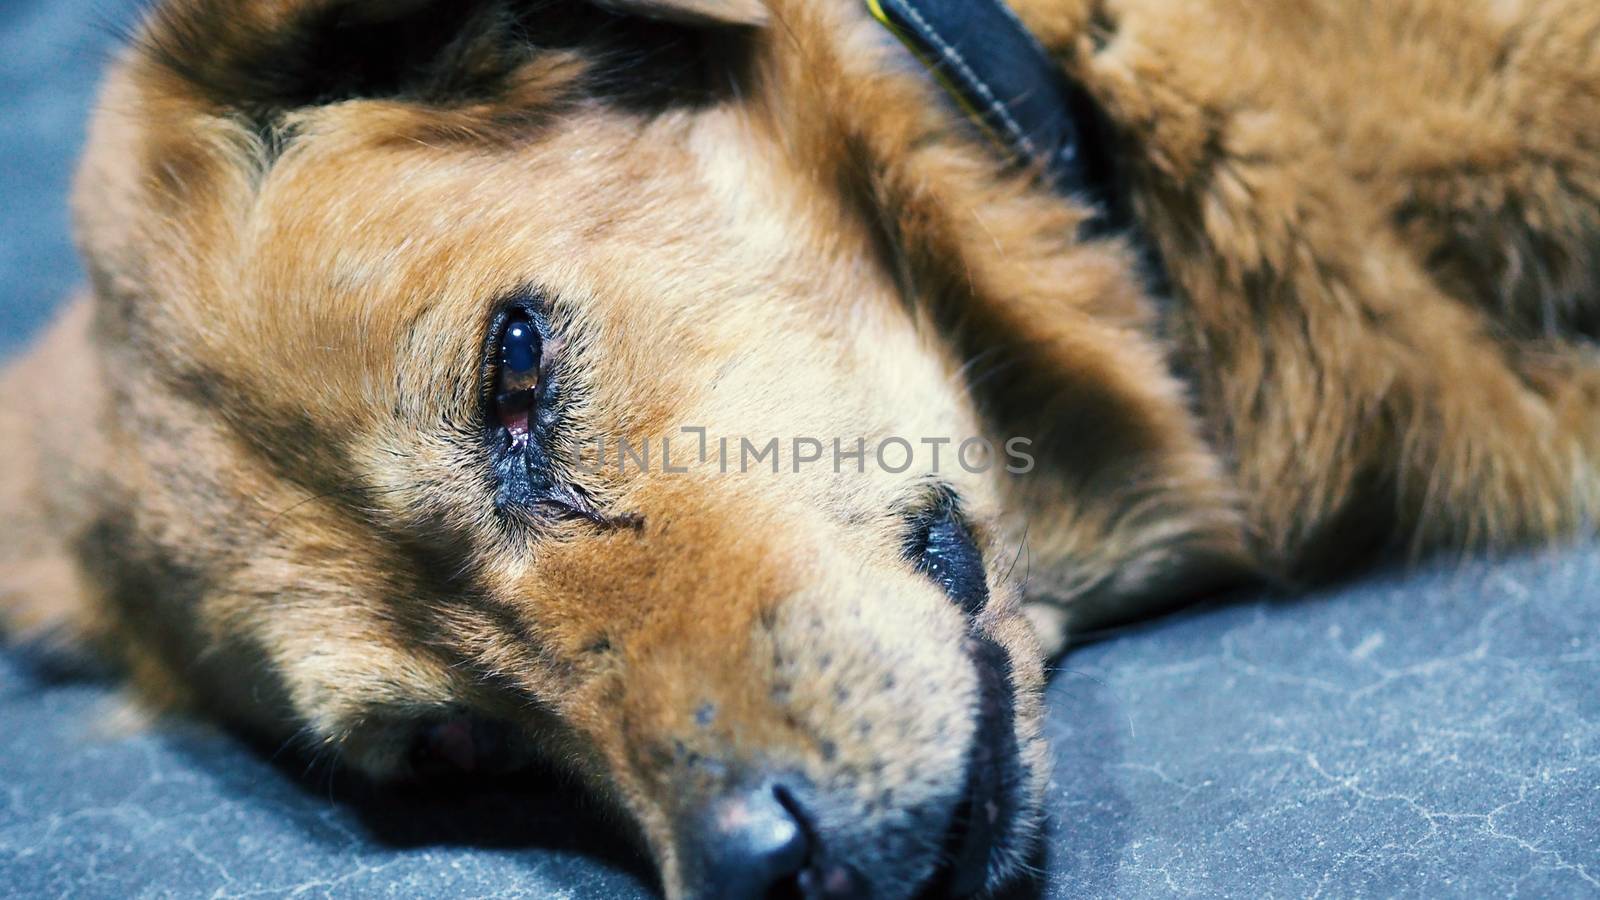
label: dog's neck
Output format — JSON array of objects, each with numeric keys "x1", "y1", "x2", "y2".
[
  {"x1": 868, "y1": 0, "x2": 1169, "y2": 306},
  {"x1": 868, "y1": 0, "x2": 1123, "y2": 232}
]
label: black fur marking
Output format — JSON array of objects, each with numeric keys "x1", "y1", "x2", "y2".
[
  {"x1": 141, "y1": 0, "x2": 515, "y2": 111},
  {"x1": 136, "y1": 0, "x2": 753, "y2": 130}
]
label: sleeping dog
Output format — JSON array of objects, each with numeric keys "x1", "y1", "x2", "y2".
[{"x1": 4, "y1": 0, "x2": 1599, "y2": 896}]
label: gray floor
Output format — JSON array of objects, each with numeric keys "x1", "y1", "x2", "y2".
[{"x1": 2, "y1": 2, "x2": 1597, "y2": 897}]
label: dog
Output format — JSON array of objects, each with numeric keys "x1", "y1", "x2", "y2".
[{"x1": 4, "y1": 0, "x2": 1598, "y2": 896}]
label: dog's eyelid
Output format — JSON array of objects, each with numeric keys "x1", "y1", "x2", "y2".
[{"x1": 902, "y1": 483, "x2": 964, "y2": 533}]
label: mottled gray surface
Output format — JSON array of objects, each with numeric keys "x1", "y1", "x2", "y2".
[
  {"x1": 0, "y1": 651, "x2": 658, "y2": 900},
  {"x1": 2, "y1": 1, "x2": 1598, "y2": 898},
  {"x1": 1039, "y1": 551, "x2": 1599, "y2": 898}
]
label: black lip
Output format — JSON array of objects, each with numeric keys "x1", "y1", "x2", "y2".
[{"x1": 932, "y1": 634, "x2": 1021, "y2": 898}]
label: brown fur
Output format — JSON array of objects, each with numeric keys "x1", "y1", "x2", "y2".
[{"x1": 4, "y1": 0, "x2": 1599, "y2": 895}]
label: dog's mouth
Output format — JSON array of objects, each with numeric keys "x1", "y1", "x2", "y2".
[
  {"x1": 401, "y1": 629, "x2": 1027, "y2": 899},
  {"x1": 929, "y1": 633, "x2": 1023, "y2": 898}
]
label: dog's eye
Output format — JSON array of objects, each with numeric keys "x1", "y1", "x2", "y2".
[
  {"x1": 485, "y1": 303, "x2": 582, "y2": 519},
  {"x1": 907, "y1": 498, "x2": 989, "y2": 619},
  {"x1": 494, "y1": 314, "x2": 542, "y2": 439}
]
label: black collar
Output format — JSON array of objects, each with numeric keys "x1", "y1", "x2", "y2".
[{"x1": 867, "y1": 0, "x2": 1129, "y2": 239}]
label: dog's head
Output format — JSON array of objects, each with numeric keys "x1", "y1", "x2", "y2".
[{"x1": 53, "y1": 0, "x2": 1244, "y2": 895}]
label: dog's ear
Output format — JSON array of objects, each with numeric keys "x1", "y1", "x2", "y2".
[
  {"x1": 343, "y1": 0, "x2": 768, "y2": 27},
  {"x1": 135, "y1": 0, "x2": 764, "y2": 115},
  {"x1": 592, "y1": 0, "x2": 767, "y2": 26}
]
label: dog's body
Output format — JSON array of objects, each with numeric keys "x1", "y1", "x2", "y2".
[{"x1": 3, "y1": 0, "x2": 1598, "y2": 896}]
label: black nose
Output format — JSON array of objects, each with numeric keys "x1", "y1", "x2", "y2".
[{"x1": 685, "y1": 781, "x2": 810, "y2": 899}]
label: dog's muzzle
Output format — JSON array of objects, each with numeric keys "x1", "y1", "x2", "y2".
[{"x1": 675, "y1": 636, "x2": 1022, "y2": 900}]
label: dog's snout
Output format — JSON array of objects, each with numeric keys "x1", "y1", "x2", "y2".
[{"x1": 684, "y1": 780, "x2": 810, "y2": 899}]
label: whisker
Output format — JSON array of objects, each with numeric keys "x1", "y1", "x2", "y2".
[
  {"x1": 1002, "y1": 516, "x2": 1032, "y2": 587},
  {"x1": 263, "y1": 484, "x2": 411, "y2": 531}
]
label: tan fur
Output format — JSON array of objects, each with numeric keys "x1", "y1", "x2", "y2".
[
  {"x1": 3, "y1": 0, "x2": 1599, "y2": 895},
  {"x1": 1014, "y1": 0, "x2": 1600, "y2": 573}
]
